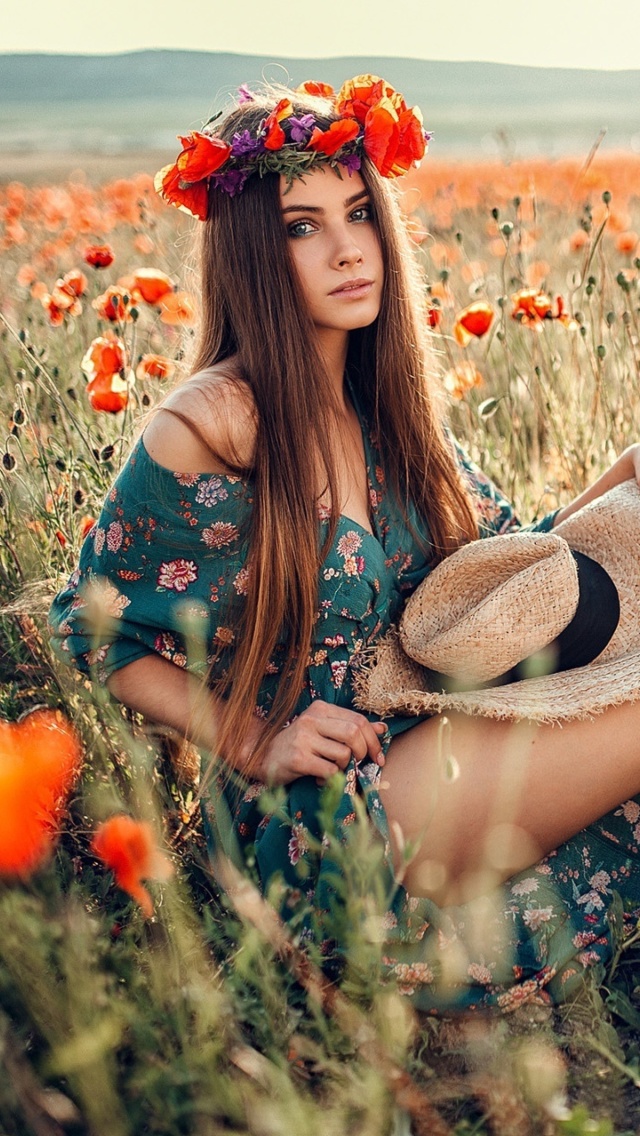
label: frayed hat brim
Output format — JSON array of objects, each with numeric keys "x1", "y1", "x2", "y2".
[{"x1": 352, "y1": 627, "x2": 640, "y2": 724}]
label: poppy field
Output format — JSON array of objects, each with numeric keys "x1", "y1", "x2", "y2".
[{"x1": 2, "y1": 148, "x2": 640, "y2": 1134}]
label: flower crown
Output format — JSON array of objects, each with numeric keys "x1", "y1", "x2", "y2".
[{"x1": 154, "y1": 74, "x2": 430, "y2": 221}]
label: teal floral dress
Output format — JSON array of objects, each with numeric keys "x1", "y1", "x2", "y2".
[{"x1": 49, "y1": 386, "x2": 640, "y2": 1013}]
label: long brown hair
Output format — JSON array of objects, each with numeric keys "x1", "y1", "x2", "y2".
[{"x1": 178, "y1": 88, "x2": 478, "y2": 772}]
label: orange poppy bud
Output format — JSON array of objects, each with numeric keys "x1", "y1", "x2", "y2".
[
  {"x1": 136, "y1": 353, "x2": 175, "y2": 381},
  {"x1": 453, "y1": 301, "x2": 494, "y2": 346},
  {"x1": 0, "y1": 709, "x2": 82, "y2": 877},
  {"x1": 92, "y1": 814, "x2": 173, "y2": 917},
  {"x1": 131, "y1": 268, "x2": 174, "y2": 305},
  {"x1": 83, "y1": 243, "x2": 115, "y2": 269},
  {"x1": 442, "y1": 362, "x2": 484, "y2": 400}
]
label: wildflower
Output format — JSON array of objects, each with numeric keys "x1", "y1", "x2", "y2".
[
  {"x1": 442, "y1": 362, "x2": 483, "y2": 399},
  {"x1": 155, "y1": 132, "x2": 232, "y2": 219},
  {"x1": 453, "y1": 301, "x2": 494, "y2": 346},
  {"x1": 81, "y1": 335, "x2": 127, "y2": 382},
  {"x1": 511, "y1": 288, "x2": 553, "y2": 326},
  {"x1": 16, "y1": 264, "x2": 37, "y2": 288},
  {"x1": 83, "y1": 242, "x2": 115, "y2": 268},
  {"x1": 296, "y1": 80, "x2": 335, "y2": 97},
  {"x1": 615, "y1": 230, "x2": 638, "y2": 255},
  {"x1": 426, "y1": 301, "x2": 442, "y2": 328},
  {"x1": 158, "y1": 291, "x2": 196, "y2": 326},
  {"x1": 136, "y1": 353, "x2": 175, "y2": 381},
  {"x1": 568, "y1": 229, "x2": 589, "y2": 252},
  {"x1": 307, "y1": 119, "x2": 360, "y2": 157},
  {"x1": 86, "y1": 373, "x2": 129, "y2": 413},
  {"x1": 92, "y1": 814, "x2": 173, "y2": 917},
  {"x1": 263, "y1": 99, "x2": 294, "y2": 150},
  {"x1": 0, "y1": 709, "x2": 82, "y2": 877},
  {"x1": 79, "y1": 515, "x2": 96, "y2": 539},
  {"x1": 131, "y1": 268, "x2": 174, "y2": 305},
  {"x1": 133, "y1": 233, "x2": 154, "y2": 255},
  {"x1": 93, "y1": 285, "x2": 134, "y2": 323}
]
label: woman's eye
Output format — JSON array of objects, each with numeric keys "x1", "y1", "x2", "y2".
[
  {"x1": 287, "y1": 219, "x2": 315, "y2": 238},
  {"x1": 350, "y1": 203, "x2": 373, "y2": 223}
]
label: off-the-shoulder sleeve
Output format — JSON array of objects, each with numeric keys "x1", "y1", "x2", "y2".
[
  {"x1": 454, "y1": 442, "x2": 559, "y2": 537},
  {"x1": 48, "y1": 438, "x2": 253, "y2": 684}
]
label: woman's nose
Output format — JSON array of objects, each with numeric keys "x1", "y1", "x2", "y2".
[{"x1": 332, "y1": 230, "x2": 363, "y2": 269}]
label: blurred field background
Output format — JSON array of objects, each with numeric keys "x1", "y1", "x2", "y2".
[{"x1": 2, "y1": 50, "x2": 640, "y2": 1136}]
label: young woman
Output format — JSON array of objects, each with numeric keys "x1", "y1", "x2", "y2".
[{"x1": 50, "y1": 77, "x2": 640, "y2": 1011}]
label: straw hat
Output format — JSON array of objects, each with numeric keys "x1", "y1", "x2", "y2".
[{"x1": 353, "y1": 479, "x2": 640, "y2": 723}]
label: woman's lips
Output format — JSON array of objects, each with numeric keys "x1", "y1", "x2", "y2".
[{"x1": 330, "y1": 279, "x2": 374, "y2": 299}]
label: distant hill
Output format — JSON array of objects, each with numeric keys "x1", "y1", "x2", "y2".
[{"x1": 2, "y1": 50, "x2": 640, "y2": 158}]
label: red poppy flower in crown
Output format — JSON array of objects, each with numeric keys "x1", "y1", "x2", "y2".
[{"x1": 154, "y1": 75, "x2": 431, "y2": 221}]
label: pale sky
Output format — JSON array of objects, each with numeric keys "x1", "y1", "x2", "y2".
[{"x1": 4, "y1": 0, "x2": 640, "y2": 70}]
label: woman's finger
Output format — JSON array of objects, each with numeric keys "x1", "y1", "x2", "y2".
[{"x1": 316, "y1": 712, "x2": 385, "y2": 764}]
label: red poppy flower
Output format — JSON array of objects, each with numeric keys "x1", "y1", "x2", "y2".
[
  {"x1": 443, "y1": 362, "x2": 484, "y2": 399},
  {"x1": 263, "y1": 98, "x2": 293, "y2": 150},
  {"x1": 136, "y1": 353, "x2": 175, "y2": 381},
  {"x1": 158, "y1": 291, "x2": 196, "y2": 326},
  {"x1": 296, "y1": 81, "x2": 335, "y2": 98},
  {"x1": 131, "y1": 268, "x2": 174, "y2": 305},
  {"x1": 336, "y1": 75, "x2": 405, "y2": 124},
  {"x1": 79, "y1": 515, "x2": 97, "y2": 540},
  {"x1": 307, "y1": 118, "x2": 359, "y2": 156},
  {"x1": 426, "y1": 302, "x2": 442, "y2": 328},
  {"x1": 60, "y1": 268, "x2": 88, "y2": 297},
  {"x1": 86, "y1": 372, "x2": 129, "y2": 413},
  {"x1": 175, "y1": 131, "x2": 232, "y2": 181},
  {"x1": 84, "y1": 243, "x2": 115, "y2": 268},
  {"x1": 154, "y1": 163, "x2": 211, "y2": 222},
  {"x1": 40, "y1": 293, "x2": 66, "y2": 326},
  {"x1": 363, "y1": 101, "x2": 426, "y2": 178},
  {"x1": 81, "y1": 335, "x2": 127, "y2": 381},
  {"x1": 511, "y1": 288, "x2": 553, "y2": 325},
  {"x1": 92, "y1": 285, "x2": 134, "y2": 322},
  {"x1": 453, "y1": 301, "x2": 495, "y2": 346},
  {"x1": 92, "y1": 814, "x2": 173, "y2": 918},
  {"x1": 0, "y1": 709, "x2": 82, "y2": 877}
]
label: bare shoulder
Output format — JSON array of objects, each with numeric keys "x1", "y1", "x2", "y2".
[{"x1": 142, "y1": 362, "x2": 256, "y2": 474}]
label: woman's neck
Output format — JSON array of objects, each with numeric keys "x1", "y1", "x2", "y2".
[{"x1": 316, "y1": 328, "x2": 350, "y2": 409}]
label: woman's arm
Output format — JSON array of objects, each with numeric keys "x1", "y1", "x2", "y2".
[
  {"x1": 553, "y1": 444, "x2": 640, "y2": 526},
  {"x1": 107, "y1": 655, "x2": 386, "y2": 784}
]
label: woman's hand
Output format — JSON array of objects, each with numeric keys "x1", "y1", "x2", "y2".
[{"x1": 252, "y1": 700, "x2": 387, "y2": 786}]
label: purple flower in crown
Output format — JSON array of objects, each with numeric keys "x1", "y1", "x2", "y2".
[
  {"x1": 211, "y1": 167, "x2": 251, "y2": 197},
  {"x1": 337, "y1": 151, "x2": 362, "y2": 175},
  {"x1": 237, "y1": 84, "x2": 254, "y2": 104},
  {"x1": 289, "y1": 114, "x2": 315, "y2": 144},
  {"x1": 230, "y1": 130, "x2": 265, "y2": 158}
]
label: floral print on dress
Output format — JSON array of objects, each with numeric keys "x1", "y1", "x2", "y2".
[{"x1": 49, "y1": 383, "x2": 640, "y2": 1014}]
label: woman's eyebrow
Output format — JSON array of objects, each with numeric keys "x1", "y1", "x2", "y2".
[{"x1": 281, "y1": 189, "x2": 370, "y2": 215}]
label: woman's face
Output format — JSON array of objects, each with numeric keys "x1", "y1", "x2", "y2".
[{"x1": 280, "y1": 168, "x2": 384, "y2": 344}]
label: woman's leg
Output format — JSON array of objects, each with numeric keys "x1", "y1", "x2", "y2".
[{"x1": 379, "y1": 701, "x2": 640, "y2": 905}]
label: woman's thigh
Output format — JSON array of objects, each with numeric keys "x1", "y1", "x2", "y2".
[{"x1": 379, "y1": 701, "x2": 640, "y2": 905}]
